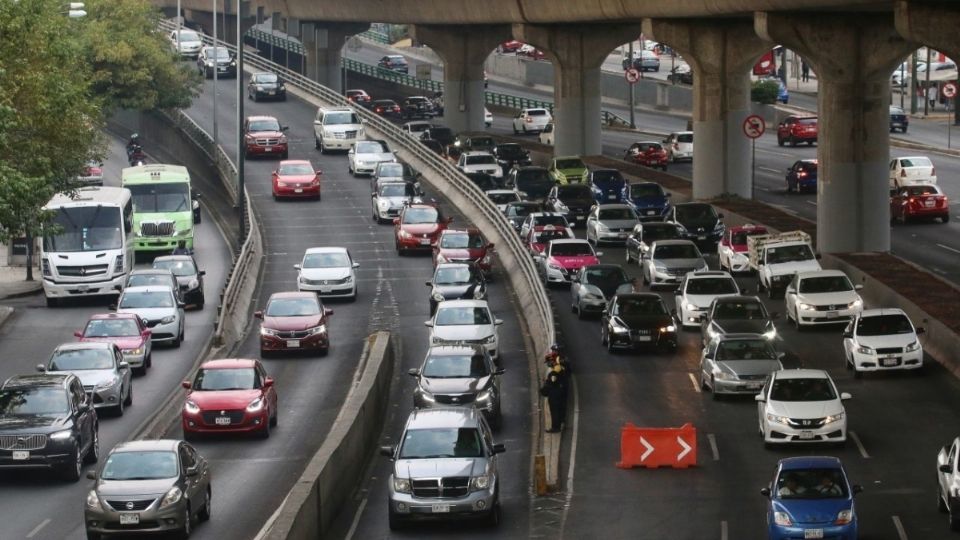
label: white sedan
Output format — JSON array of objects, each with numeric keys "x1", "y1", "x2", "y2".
[
  {"x1": 295, "y1": 247, "x2": 359, "y2": 299},
  {"x1": 756, "y1": 369, "x2": 850, "y2": 446},
  {"x1": 937, "y1": 437, "x2": 960, "y2": 530},
  {"x1": 348, "y1": 140, "x2": 396, "y2": 177},
  {"x1": 784, "y1": 270, "x2": 863, "y2": 329},
  {"x1": 674, "y1": 271, "x2": 739, "y2": 328},
  {"x1": 842, "y1": 308, "x2": 924, "y2": 377},
  {"x1": 889, "y1": 155, "x2": 937, "y2": 189},
  {"x1": 426, "y1": 300, "x2": 503, "y2": 361}
]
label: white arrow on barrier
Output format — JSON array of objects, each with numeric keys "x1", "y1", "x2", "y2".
[
  {"x1": 639, "y1": 436, "x2": 654, "y2": 461},
  {"x1": 677, "y1": 436, "x2": 692, "y2": 461}
]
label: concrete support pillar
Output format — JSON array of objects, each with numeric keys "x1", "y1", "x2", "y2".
[
  {"x1": 413, "y1": 25, "x2": 511, "y2": 133},
  {"x1": 643, "y1": 19, "x2": 771, "y2": 200},
  {"x1": 757, "y1": 13, "x2": 915, "y2": 253},
  {"x1": 895, "y1": 1, "x2": 960, "y2": 124},
  {"x1": 301, "y1": 22, "x2": 369, "y2": 93},
  {"x1": 514, "y1": 24, "x2": 639, "y2": 156},
  {"x1": 184, "y1": 5, "x2": 252, "y2": 46}
]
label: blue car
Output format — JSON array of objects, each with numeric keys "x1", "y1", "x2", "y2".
[
  {"x1": 785, "y1": 159, "x2": 818, "y2": 193},
  {"x1": 588, "y1": 169, "x2": 626, "y2": 205},
  {"x1": 762, "y1": 456, "x2": 861, "y2": 540},
  {"x1": 623, "y1": 181, "x2": 671, "y2": 221}
]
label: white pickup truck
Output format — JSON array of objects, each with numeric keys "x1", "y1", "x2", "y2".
[
  {"x1": 747, "y1": 231, "x2": 821, "y2": 299},
  {"x1": 937, "y1": 437, "x2": 960, "y2": 530}
]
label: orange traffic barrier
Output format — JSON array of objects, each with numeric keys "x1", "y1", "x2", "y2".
[{"x1": 616, "y1": 422, "x2": 697, "y2": 469}]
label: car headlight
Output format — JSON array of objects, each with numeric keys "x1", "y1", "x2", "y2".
[
  {"x1": 159, "y1": 486, "x2": 182, "y2": 509},
  {"x1": 773, "y1": 511, "x2": 792, "y2": 527},
  {"x1": 835, "y1": 509, "x2": 854, "y2": 525},
  {"x1": 256, "y1": 85, "x2": 265, "y2": 91},
  {"x1": 261, "y1": 327, "x2": 279, "y2": 336},
  {"x1": 393, "y1": 477, "x2": 412, "y2": 493},
  {"x1": 584, "y1": 292, "x2": 603, "y2": 300},
  {"x1": 482, "y1": 334, "x2": 497, "y2": 344},
  {"x1": 432, "y1": 292, "x2": 445, "y2": 302},
  {"x1": 399, "y1": 230, "x2": 413, "y2": 239},
  {"x1": 160, "y1": 315, "x2": 176, "y2": 324},
  {"x1": 49, "y1": 429, "x2": 72, "y2": 440},
  {"x1": 824, "y1": 412, "x2": 844, "y2": 424},
  {"x1": 653, "y1": 263, "x2": 667, "y2": 272},
  {"x1": 246, "y1": 397, "x2": 265, "y2": 413},
  {"x1": 188, "y1": 279, "x2": 199, "y2": 290},
  {"x1": 660, "y1": 325, "x2": 676, "y2": 333},
  {"x1": 470, "y1": 474, "x2": 491, "y2": 491},
  {"x1": 714, "y1": 370, "x2": 734, "y2": 381},
  {"x1": 95, "y1": 376, "x2": 120, "y2": 389},
  {"x1": 86, "y1": 490, "x2": 103, "y2": 510},
  {"x1": 173, "y1": 228, "x2": 191, "y2": 236},
  {"x1": 378, "y1": 200, "x2": 390, "y2": 210},
  {"x1": 797, "y1": 303, "x2": 814, "y2": 311},
  {"x1": 906, "y1": 341, "x2": 921, "y2": 352},
  {"x1": 597, "y1": 222, "x2": 609, "y2": 231},
  {"x1": 42, "y1": 258, "x2": 52, "y2": 277},
  {"x1": 548, "y1": 263, "x2": 562, "y2": 271},
  {"x1": 476, "y1": 389, "x2": 493, "y2": 402},
  {"x1": 856, "y1": 345, "x2": 874, "y2": 355},
  {"x1": 431, "y1": 335, "x2": 444, "y2": 344},
  {"x1": 306, "y1": 324, "x2": 327, "y2": 336},
  {"x1": 849, "y1": 299, "x2": 863, "y2": 309},
  {"x1": 229, "y1": 60, "x2": 236, "y2": 66},
  {"x1": 685, "y1": 303, "x2": 698, "y2": 312},
  {"x1": 205, "y1": 61, "x2": 215, "y2": 66},
  {"x1": 766, "y1": 414, "x2": 790, "y2": 425},
  {"x1": 762, "y1": 326, "x2": 777, "y2": 340},
  {"x1": 184, "y1": 400, "x2": 200, "y2": 414},
  {"x1": 124, "y1": 347, "x2": 144, "y2": 356}
]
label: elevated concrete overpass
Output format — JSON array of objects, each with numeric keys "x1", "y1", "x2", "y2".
[{"x1": 160, "y1": 0, "x2": 959, "y2": 253}]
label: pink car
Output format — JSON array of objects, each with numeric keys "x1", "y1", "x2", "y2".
[
  {"x1": 540, "y1": 239, "x2": 601, "y2": 285},
  {"x1": 717, "y1": 224, "x2": 768, "y2": 273},
  {"x1": 75, "y1": 313, "x2": 152, "y2": 374}
]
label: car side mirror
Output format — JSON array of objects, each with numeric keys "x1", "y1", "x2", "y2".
[
  {"x1": 854, "y1": 284, "x2": 863, "y2": 291},
  {"x1": 447, "y1": 217, "x2": 454, "y2": 223},
  {"x1": 760, "y1": 487, "x2": 771, "y2": 497},
  {"x1": 182, "y1": 381, "x2": 192, "y2": 389},
  {"x1": 254, "y1": 311, "x2": 263, "y2": 319},
  {"x1": 186, "y1": 467, "x2": 199, "y2": 477},
  {"x1": 754, "y1": 394, "x2": 765, "y2": 402},
  {"x1": 407, "y1": 368, "x2": 419, "y2": 377},
  {"x1": 425, "y1": 281, "x2": 433, "y2": 287},
  {"x1": 852, "y1": 484, "x2": 863, "y2": 495},
  {"x1": 770, "y1": 312, "x2": 780, "y2": 319},
  {"x1": 393, "y1": 218, "x2": 400, "y2": 225},
  {"x1": 699, "y1": 314, "x2": 707, "y2": 321},
  {"x1": 495, "y1": 368, "x2": 505, "y2": 375},
  {"x1": 119, "y1": 362, "x2": 129, "y2": 370},
  {"x1": 36, "y1": 364, "x2": 46, "y2": 373},
  {"x1": 487, "y1": 243, "x2": 494, "y2": 249},
  {"x1": 717, "y1": 213, "x2": 724, "y2": 219},
  {"x1": 842, "y1": 331, "x2": 852, "y2": 338},
  {"x1": 940, "y1": 464, "x2": 952, "y2": 473},
  {"x1": 495, "y1": 319, "x2": 504, "y2": 326},
  {"x1": 595, "y1": 251, "x2": 604, "y2": 257},
  {"x1": 492, "y1": 443, "x2": 506, "y2": 454},
  {"x1": 379, "y1": 445, "x2": 395, "y2": 457},
  {"x1": 198, "y1": 271, "x2": 206, "y2": 277},
  {"x1": 74, "y1": 330, "x2": 83, "y2": 338},
  {"x1": 916, "y1": 327, "x2": 925, "y2": 335},
  {"x1": 141, "y1": 330, "x2": 151, "y2": 338},
  {"x1": 665, "y1": 193, "x2": 672, "y2": 198},
  {"x1": 840, "y1": 392, "x2": 852, "y2": 401},
  {"x1": 352, "y1": 262, "x2": 360, "y2": 268},
  {"x1": 263, "y1": 377, "x2": 274, "y2": 388},
  {"x1": 293, "y1": 264, "x2": 301, "y2": 270},
  {"x1": 281, "y1": 126, "x2": 290, "y2": 132},
  {"x1": 424, "y1": 321, "x2": 434, "y2": 327},
  {"x1": 324, "y1": 308, "x2": 334, "y2": 316},
  {"x1": 177, "y1": 301, "x2": 186, "y2": 308},
  {"x1": 108, "y1": 304, "x2": 117, "y2": 311},
  {"x1": 815, "y1": 253, "x2": 822, "y2": 260}
]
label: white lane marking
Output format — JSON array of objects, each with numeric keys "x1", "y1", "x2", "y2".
[
  {"x1": 26, "y1": 519, "x2": 51, "y2": 538},
  {"x1": 759, "y1": 167, "x2": 781, "y2": 173},
  {"x1": 805, "y1": 200, "x2": 817, "y2": 206},
  {"x1": 344, "y1": 497, "x2": 368, "y2": 540},
  {"x1": 892, "y1": 515, "x2": 909, "y2": 540},
  {"x1": 937, "y1": 243, "x2": 960, "y2": 255},
  {"x1": 688, "y1": 372, "x2": 702, "y2": 393},
  {"x1": 720, "y1": 520, "x2": 729, "y2": 540},
  {"x1": 560, "y1": 375, "x2": 581, "y2": 534},
  {"x1": 758, "y1": 149, "x2": 795, "y2": 157},
  {"x1": 707, "y1": 433, "x2": 720, "y2": 461},
  {"x1": 849, "y1": 431, "x2": 871, "y2": 459}
]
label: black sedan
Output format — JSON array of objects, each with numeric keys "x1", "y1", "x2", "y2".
[
  {"x1": 700, "y1": 295, "x2": 778, "y2": 346},
  {"x1": 247, "y1": 71, "x2": 286, "y2": 102},
  {"x1": 600, "y1": 293, "x2": 677, "y2": 353},
  {"x1": 426, "y1": 262, "x2": 486, "y2": 315},
  {"x1": 890, "y1": 105, "x2": 909, "y2": 133},
  {"x1": 493, "y1": 143, "x2": 532, "y2": 173},
  {"x1": 152, "y1": 255, "x2": 205, "y2": 309},
  {"x1": 401, "y1": 96, "x2": 436, "y2": 120},
  {"x1": 372, "y1": 99, "x2": 402, "y2": 120},
  {"x1": 504, "y1": 201, "x2": 543, "y2": 232}
]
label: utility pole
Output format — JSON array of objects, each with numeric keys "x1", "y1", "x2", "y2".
[
  {"x1": 924, "y1": 48, "x2": 931, "y2": 116},
  {"x1": 236, "y1": 0, "x2": 245, "y2": 239},
  {"x1": 910, "y1": 51, "x2": 918, "y2": 114},
  {"x1": 627, "y1": 40, "x2": 635, "y2": 129},
  {"x1": 212, "y1": 0, "x2": 218, "y2": 149}
]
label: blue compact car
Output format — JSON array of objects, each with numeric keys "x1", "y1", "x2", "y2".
[
  {"x1": 762, "y1": 456, "x2": 861, "y2": 540},
  {"x1": 588, "y1": 169, "x2": 626, "y2": 205},
  {"x1": 623, "y1": 181, "x2": 671, "y2": 221},
  {"x1": 785, "y1": 159, "x2": 818, "y2": 193}
]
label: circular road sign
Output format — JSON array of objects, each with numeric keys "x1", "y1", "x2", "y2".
[
  {"x1": 743, "y1": 114, "x2": 766, "y2": 139},
  {"x1": 943, "y1": 82, "x2": 958, "y2": 99},
  {"x1": 625, "y1": 68, "x2": 641, "y2": 84}
]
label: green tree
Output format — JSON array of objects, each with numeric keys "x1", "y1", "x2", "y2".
[{"x1": 751, "y1": 79, "x2": 781, "y2": 105}]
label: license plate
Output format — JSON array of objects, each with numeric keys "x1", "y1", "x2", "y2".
[
  {"x1": 77, "y1": 285, "x2": 90, "y2": 292},
  {"x1": 119, "y1": 513, "x2": 140, "y2": 525},
  {"x1": 431, "y1": 504, "x2": 451, "y2": 513},
  {"x1": 294, "y1": 189, "x2": 303, "y2": 193},
  {"x1": 319, "y1": 287, "x2": 332, "y2": 293},
  {"x1": 264, "y1": 147, "x2": 272, "y2": 152},
  {"x1": 12, "y1": 451, "x2": 29, "y2": 460},
  {"x1": 286, "y1": 339, "x2": 300, "y2": 348},
  {"x1": 419, "y1": 238, "x2": 431, "y2": 245},
  {"x1": 826, "y1": 311, "x2": 838, "y2": 319},
  {"x1": 798, "y1": 431, "x2": 816, "y2": 440},
  {"x1": 881, "y1": 357, "x2": 899, "y2": 367},
  {"x1": 618, "y1": 233, "x2": 628, "y2": 238},
  {"x1": 576, "y1": 216, "x2": 586, "y2": 221},
  {"x1": 646, "y1": 210, "x2": 656, "y2": 216},
  {"x1": 925, "y1": 200, "x2": 935, "y2": 207},
  {"x1": 804, "y1": 529, "x2": 824, "y2": 539},
  {"x1": 214, "y1": 416, "x2": 231, "y2": 426},
  {"x1": 607, "y1": 194, "x2": 617, "y2": 200},
  {"x1": 632, "y1": 335, "x2": 652, "y2": 342},
  {"x1": 268, "y1": 91, "x2": 275, "y2": 95},
  {"x1": 697, "y1": 235, "x2": 707, "y2": 241}
]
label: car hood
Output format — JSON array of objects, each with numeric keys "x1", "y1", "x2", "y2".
[
  {"x1": 323, "y1": 124, "x2": 361, "y2": 133},
  {"x1": 549, "y1": 255, "x2": 599, "y2": 269},
  {"x1": 679, "y1": 219, "x2": 719, "y2": 233},
  {"x1": 438, "y1": 248, "x2": 485, "y2": 260},
  {"x1": 433, "y1": 325, "x2": 494, "y2": 341},
  {"x1": 80, "y1": 336, "x2": 145, "y2": 351},
  {"x1": 0, "y1": 414, "x2": 73, "y2": 434},
  {"x1": 401, "y1": 223, "x2": 442, "y2": 235},
  {"x1": 657, "y1": 257, "x2": 705, "y2": 269},
  {"x1": 684, "y1": 293, "x2": 738, "y2": 309},
  {"x1": 557, "y1": 168, "x2": 588, "y2": 176},
  {"x1": 263, "y1": 314, "x2": 323, "y2": 331},
  {"x1": 395, "y1": 458, "x2": 482, "y2": 479},
  {"x1": 616, "y1": 313, "x2": 672, "y2": 329},
  {"x1": 300, "y1": 267, "x2": 351, "y2": 281},
  {"x1": 767, "y1": 399, "x2": 844, "y2": 419},
  {"x1": 856, "y1": 333, "x2": 917, "y2": 348},
  {"x1": 729, "y1": 243, "x2": 749, "y2": 253},
  {"x1": 767, "y1": 260, "x2": 821, "y2": 275},
  {"x1": 356, "y1": 152, "x2": 395, "y2": 162},
  {"x1": 253, "y1": 81, "x2": 281, "y2": 89},
  {"x1": 420, "y1": 376, "x2": 491, "y2": 394},
  {"x1": 249, "y1": 130, "x2": 283, "y2": 139},
  {"x1": 190, "y1": 389, "x2": 260, "y2": 409},
  {"x1": 797, "y1": 291, "x2": 858, "y2": 306},
  {"x1": 209, "y1": 57, "x2": 233, "y2": 65},
  {"x1": 713, "y1": 319, "x2": 771, "y2": 335},
  {"x1": 462, "y1": 164, "x2": 500, "y2": 174},
  {"x1": 629, "y1": 195, "x2": 669, "y2": 209},
  {"x1": 561, "y1": 197, "x2": 595, "y2": 209},
  {"x1": 117, "y1": 307, "x2": 176, "y2": 320},
  {"x1": 716, "y1": 360, "x2": 781, "y2": 378},
  {"x1": 433, "y1": 283, "x2": 481, "y2": 299},
  {"x1": 773, "y1": 498, "x2": 851, "y2": 525},
  {"x1": 585, "y1": 281, "x2": 629, "y2": 300},
  {"x1": 599, "y1": 219, "x2": 639, "y2": 229},
  {"x1": 97, "y1": 478, "x2": 177, "y2": 499},
  {"x1": 529, "y1": 243, "x2": 547, "y2": 254},
  {"x1": 48, "y1": 369, "x2": 116, "y2": 388},
  {"x1": 378, "y1": 196, "x2": 414, "y2": 207}
]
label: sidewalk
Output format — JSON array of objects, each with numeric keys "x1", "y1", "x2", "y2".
[{"x1": 0, "y1": 266, "x2": 42, "y2": 300}]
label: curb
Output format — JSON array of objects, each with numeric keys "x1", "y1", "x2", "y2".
[
  {"x1": 0, "y1": 282, "x2": 43, "y2": 301},
  {"x1": 0, "y1": 306, "x2": 14, "y2": 331}
]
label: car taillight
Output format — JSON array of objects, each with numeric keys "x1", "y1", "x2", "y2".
[
  {"x1": 908, "y1": 197, "x2": 915, "y2": 204},
  {"x1": 376, "y1": 107, "x2": 383, "y2": 112},
  {"x1": 393, "y1": 106, "x2": 400, "y2": 112},
  {"x1": 797, "y1": 171, "x2": 807, "y2": 178},
  {"x1": 932, "y1": 166, "x2": 936, "y2": 176},
  {"x1": 901, "y1": 169, "x2": 907, "y2": 177},
  {"x1": 526, "y1": 117, "x2": 532, "y2": 123}
]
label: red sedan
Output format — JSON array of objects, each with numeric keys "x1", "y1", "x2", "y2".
[
  {"x1": 272, "y1": 160, "x2": 321, "y2": 200},
  {"x1": 256, "y1": 292, "x2": 333, "y2": 356},
  {"x1": 244, "y1": 115, "x2": 289, "y2": 159},
  {"x1": 394, "y1": 204, "x2": 452, "y2": 255},
  {"x1": 777, "y1": 115, "x2": 818, "y2": 147},
  {"x1": 625, "y1": 142, "x2": 669, "y2": 170},
  {"x1": 181, "y1": 358, "x2": 278, "y2": 439},
  {"x1": 432, "y1": 228, "x2": 494, "y2": 275},
  {"x1": 890, "y1": 184, "x2": 950, "y2": 224},
  {"x1": 345, "y1": 88, "x2": 372, "y2": 107},
  {"x1": 75, "y1": 313, "x2": 152, "y2": 374}
]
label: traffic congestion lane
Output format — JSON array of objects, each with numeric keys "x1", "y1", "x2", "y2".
[
  {"x1": 0, "y1": 135, "x2": 231, "y2": 540},
  {"x1": 550, "y1": 241, "x2": 960, "y2": 539}
]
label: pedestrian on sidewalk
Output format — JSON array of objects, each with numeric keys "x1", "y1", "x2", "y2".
[
  {"x1": 540, "y1": 365, "x2": 567, "y2": 433},
  {"x1": 928, "y1": 85, "x2": 938, "y2": 111},
  {"x1": 801, "y1": 60, "x2": 810, "y2": 83}
]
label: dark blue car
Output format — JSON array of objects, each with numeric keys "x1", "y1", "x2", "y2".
[
  {"x1": 623, "y1": 182, "x2": 671, "y2": 221},
  {"x1": 762, "y1": 456, "x2": 861, "y2": 540},
  {"x1": 785, "y1": 159, "x2": 818, "y2": 193},
  {"x1": 588, "y1": 169, "x2": 626, "y2": 205}
]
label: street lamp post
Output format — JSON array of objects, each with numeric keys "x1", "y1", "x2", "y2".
[
  {"x1": 236, "y1": 0, "x2": 245, "y2": 238},
  {"x1": 212, "y1": 0, "x2": 218, "y2": 150},
  {"x1": 175, "y1": 0, "x2": 181, "y2": 54}
]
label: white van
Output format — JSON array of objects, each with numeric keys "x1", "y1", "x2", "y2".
[{"x1": 314, "y1": 107, "x2": 364, "y2": 153}]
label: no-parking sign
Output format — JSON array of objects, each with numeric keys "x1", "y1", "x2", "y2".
[
  {"x1": 624, "y1": 68, "x2": 641, "y2": 84},
  {"x1": 743, "y1": 115, "x2": 766, "y2": 139},
  {"x1": 943, "y1": 82, "x2": 958, "y2": 99}
]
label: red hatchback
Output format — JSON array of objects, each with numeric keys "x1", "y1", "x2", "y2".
[
  {"x1": 272, "y1": 160, "x2": 321, "y2": 200},
  {"x1": 181, "y1": 358, "x2": 278, "y2": 439},
  {"x1": 75, "y1": 313, "x2": 152, "y2": 374},
  {"x1": 256, "y1": 292, "x2": 333, "y2": 356},
  {"x1": 345, "y1": 88, "x2": 372, "y2": 107},
  {"x1": 777, "y1": 116, "x2": 818, "y2": 147},
  {"x1": 394, "y1": 204, "x2": 452, "y2": 255},
  {"x1": 244, "y1": 115, "x2": 288, "y2": 159},
  {"x1": 432, "y1": 228, "x2": 494, "y2": 275},
  {"x1": 625, "y1": 141, "x2": 669, "y2": 170},
  {"x1": 890, "y1": 185, "x2": 950, "y2": 224}
]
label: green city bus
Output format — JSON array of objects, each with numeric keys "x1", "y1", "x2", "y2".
[{"x1": 121, "y1": 164, "x2": 197, "y2": 253}]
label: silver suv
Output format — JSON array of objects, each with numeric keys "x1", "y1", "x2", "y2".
[
  {"x1": 380, "y1": 408, "x2": 505, "y2": 529},
  {"x1": 409, "y1": 345, "x2": 504, "y2": 427}
]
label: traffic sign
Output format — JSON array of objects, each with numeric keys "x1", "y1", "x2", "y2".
[
  {"x1": 943, "y1": 82, "x2": 957, "y2": 99},
  {"x1": 616, "y1": 423, "x2": 697, "y2": 469},
  {"x1": 624, "y1": 68, "x2": 641, "y2": 84},
  {"x1": 743, "y1": 114, "x2": 766, "y2": 139}
]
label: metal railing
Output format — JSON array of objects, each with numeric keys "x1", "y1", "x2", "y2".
[
  {"x1": 247, "y1": 27, "x2": 304, "y2": 55},
  {"x1": 342, "y1": 58, "x2": 443, "y2": 93},
  {"x1": 358, "y1": 30, "x2": 390, "y2": 44}
]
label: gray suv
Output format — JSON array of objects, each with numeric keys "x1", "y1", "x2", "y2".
[
  {"x1": 409, "y1": 345, "x2": 504, "y2": 427},
  {"x1": 380, "y1": 408, "x2": 504, "y2": 529}
]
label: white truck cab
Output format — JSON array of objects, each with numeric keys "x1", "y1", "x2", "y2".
[{"x1": 747, "y1": 231, "x2": 821, "y2": 299}]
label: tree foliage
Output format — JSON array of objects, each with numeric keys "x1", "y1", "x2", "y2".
[{"x1": 751, "y1": 79, "x2": 781, "y2": 105}]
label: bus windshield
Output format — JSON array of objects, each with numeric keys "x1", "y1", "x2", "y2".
[
  {"x1": 43, "y1": 206, "x2": 123, "y2": 253},
  {"x1": 128, "y1": 183, "x2": 191, "y2": 213}
]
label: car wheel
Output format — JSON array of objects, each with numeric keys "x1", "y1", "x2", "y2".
[
  {"x1": 319, "y1": 139, "x2": 327, "y2": 154},
  {"x1": 252, "y1": 93, "x2": 258, "y2": 102},
  {"x1": 198, "y1": 487, "x2": 212, "y2": 522},
  {"x1": 777, "y1": 136, "x2": 784, "y2": 147},
  {"x1": 845, "y1": 351, "x2": 853, "y2": 370},
  {"x1": 792, "y1": 309, "x2": 802, "y2": 331},
  {"x1": 114, "y1": 393, "x2": 125, "y2": 416},
  {"x1": 388, "y1": 506, "x2": 406, "y2": 531},
  {"x1": 84, "y1": 426, "x2": 100, "y2": 464},
  {"x1": 939, "y1": 489, "x2": 949, "y2": 513},
  {"x1": 86, "y1": 530, "x2": 101, "y2": 540},
  {"x1": 624, "y1": 249, "x2": 631, "y2": 263},
  {"x1": 46, "y1": 296, "x2": 59, "y2": 307},
  {"x1": 124, "y1": 382, "x2": 133, "y2": 406},
  {"x1": 790, "y1": 136, "x2": 797, "y2": 147},
  {"x1": 485, "y1": 500, "x2": 501, "y2": 527},
  {"x1": 710, "y1": 377, "x2": 720, "y2": 400},
  {"x1": 512, "y1": 125, "x2": 519, "y2": 135},
  {"x1": 270, "y1": 406, "x2": 278, "y2": 427},
  {"x1": 61, "y1": 443, "x2": 82, "y2": 482},
  {"x1": 173, "y1": 326, "x2": 183, "y2": 348},
  {"x1": 943, "y1": 214, "x2": 950, "y2": 223},
  {"x1": 853, "y1": 366, "x2": 863, "y2": 379},
  {"x1": 282, "y1": 151, "x2": 288, "y2": 159},
  {"x1": 642, "y1": 269, "x2": 650, "y2": 286},
  {"x1": 576, "y1": 301, "x2": 585, "y2": 320},
  {"x1": 315, "y1": 136, "x2": 321, "y2": 150},
  {"x1": 179, "y1": 502, "x2": 192, "y2": 539},
  {"x1": 145, "y1": 352, "x2": 152, "y2": 369},
  {"x1": 950, "y1": 498, "x2": 960, "y2": 531}
]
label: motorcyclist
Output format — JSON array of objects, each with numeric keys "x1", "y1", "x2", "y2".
[{"x1": 126, "y1": 134, "x2": 141, "y2": 157}]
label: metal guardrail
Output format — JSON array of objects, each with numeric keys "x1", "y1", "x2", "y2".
[
  {"x1": 247, "y1": 27, "x2": 304, "y2": 55},
  {"x1": 342, "y1": 58, "x2": 443, "y2": 93},
  {"x1": 358, "y1": 30, "x2": 390, "y2": 44}
]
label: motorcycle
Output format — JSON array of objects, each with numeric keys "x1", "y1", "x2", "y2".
[{"x1": 127, "y1": 144, "x2": 146, "y2": 166}]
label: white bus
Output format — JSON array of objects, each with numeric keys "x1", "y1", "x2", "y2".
[{"x1": 41, "y1": 186, "x2": 135, "y2": 307}]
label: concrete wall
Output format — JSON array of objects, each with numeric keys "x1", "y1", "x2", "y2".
[{"x1": 263, "y1": 332, "x2": 395, "y2": 540}]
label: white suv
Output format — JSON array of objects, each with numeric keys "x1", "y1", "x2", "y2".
[
  {"x1": 756, "y1": 369, "x2": 851, "y2": 446},
  {"x1": 512, "y1": 108, "x2": 552, "y2": 135},
  {"x1": 313, "y1": 107, "x2": 363, "y2": 153}
]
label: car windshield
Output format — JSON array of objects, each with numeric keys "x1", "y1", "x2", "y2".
[
  {"x1": 634, "y1": 143, "x2": 662, "y2": 152},
  {"x1": 435, "y1": 307, "x2": 492, "y2": 326},
  {"x1": 303, "y1": 252, "x2": 350, "y2": 269},
  {"x1": 101, "y1": 451, "x2": 178, "y2": 481},
  {"x1": 599, "y1": 208, "x2": 637, "y2": 221},
  {"x1": 488, "y1": 192, "x2": 519, "y2": 205},
  {"x1": 675, "y1": 204, "x2": 717, "y2": 223},
  {"x1": 387, "y1": 56, "x2": 407, "y2": 65},
  {"x1": 713, "y1": 301, "x2": 767, "y2": 320},
  {"x1": 516, "y1": 171, "x2": 554, "y2": 198},
  {"x1": 429, "y1": 128, "x2": 453, "y2": 139},
  {"x1": 279, "y1": 163, "x2": 314, "y2": 175},
  {"x1": 766, "y1": 244, "x2": 814, "y2": 264},
  {"x1": 584, "y1": 266, "x2": 628, "y2": 288},
  {"x1": 534, "y1": 229, "x2": 570, "y2": 243},
  {"x1": 194, "y1": 367, "x2": 258, "y2": 390},
  {"x1": 399, "y1": 428, "x2": 484, "y2": 459},
  {"x1": 507, "y1": 205, "x2": 536, "y2": 218},
  {"x1": 374, "y1": 101, "x2": 397, "y2": 108},
  {"x1": 356, "y1": 141, "x2": 388, "y2": 154},
  {"x1": 715, "y1": 339, "x2": 777, "y2": 361},
  {"x1": 550, "y1": 242, "x2": 593, "y2": 257},
  {"x1": 440, "y1": 234, "x2": 484, "y2": 249},
  {"x1": 128, "y1": 182, "x2": 191, "y2": 213},
  {"x1": 642, "y1": 225, "x2": 683, "y2": 242},
  {"x1": 466, "y1": 155, "x2": 496, "y2": 166},
  {"x1": 152, "y1": 259, "x2": 196, "y2": 277},
  {"x1": 617, "y1": 297, "x2": 667, "y2": 315},
  {"x1": 266, "y1": 298, "x2": 320, "y2": 317},
  {"x1": 407, "y1": 97, "x2": 428, "y2": 104},
  {"x1": 797, "y1": 118, "x2": 817, "y2": 125},
  {"x1": 890, "y1": 107, "x2": 905, "y2": 115},
  {"x1": 534, "y1": 215, "x2": 568, "y2": 228},
  {"x1": 119, "y1": 291, "x2": 174, "y2": 309},
  {"x1": 902, "y1": 185, "x2": 940, "y2": 196},
  {"x1": 654, "y1": 244, "x2": 700, "y2": 259},
  {"x1": 208, "y1": 47, "x2": 230, "y2": 59},
  {"x1": 629, "y1": 184, "x2": 664, "y2": 198},
  {"x1": 558, "y1": 185, "x2": 592, "y2": 200},
  {"x1": 402, "y1": 208, "x2": 439, "y2": 224},
  {"x1": 84, "y1": 318, "x2": 140, "y2": 337},
  {"x1": 407, "y1": 123, "x2": 430, "y2": 133},
  {"x1": 856, "y1": 314, "x2": 913, "y2": 336},
  {"x1": 0, "y1": 387, "x2": 69, "y2": 415},
  {"x1": 50, "y1": 348, "x2": 114, "y2": 371},
  {"x1": 248, "y1": 119, "x2": 280, "y2": 132},
  {"x1": 471, "y1": 137, "x2": 494, "y2": 147},
  {"x1": 176, "y1": 30, "x2": 200, "y2": 41},
  {"x1": 128, "y1": 274, "x2": 173, "y2": 288},
  {"x1": 377, "y1": 163, "x2": 404, "y2": 177},
  {"x1": 731, "y1": 230, "x2": 765, "y2": 245},
  {"x1": 799, "y1": 276, "x2": 853, "y2": 293},
  {"x1": 379, "y1": 184, "x2": 408, "y2": 197},
  {"x1": 899, "y1": 157, "x2": 933, "y2": 168},
  {"x1": 435, "y1": 266, "x2": 475, "y2": 285},
  {"x1": 776, "y1": 468, "x2": 849, "y2": 499},
  {"x1": 770, "y1": 377, "x2": 837, "y2": 401},
  {"x1": 527, "y1": 109, "x2": 548, "y2": 116},
  {"x1": 496, "y1": 144, "x2": 525, "y2": 158},
  {"x1": 422, "y1": 354, "x2": 489, "y2": 378},
  {"x1": 591, "y1": 171, "x2": 625, "y2": 189},
  {"x1": 255, "y1": 73, "x2": 278, "y2": 83},
  {"x1": 555, "y1": 159, "x2": 585, "y2": 170},
  {"x1": 687, "y1": 277, "x2": 738, "y2": 295},
  {"x1": 43, "y1": 206, "x2": 123, "y2": 253},
  {"x1": 323, "y1": 112, "x2": 359, "y2": 125}
]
